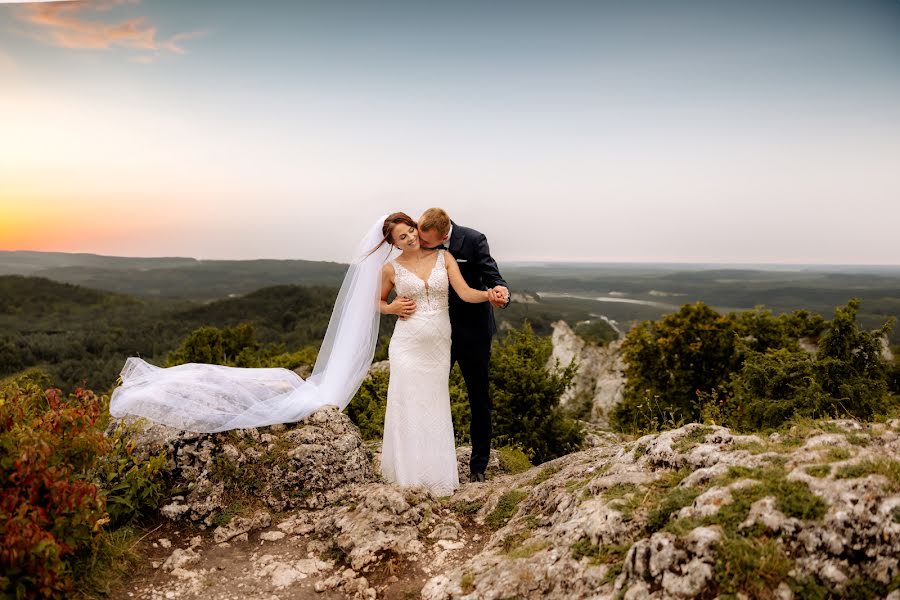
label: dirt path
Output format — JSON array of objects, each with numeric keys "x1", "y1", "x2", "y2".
[{"x1": 111, "y1": 488, "x2": 492, "y2": 600}]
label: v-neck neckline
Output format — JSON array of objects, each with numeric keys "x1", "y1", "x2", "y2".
[{"x1": 395, "y1": 251, "x2": 441, "y2": 287}]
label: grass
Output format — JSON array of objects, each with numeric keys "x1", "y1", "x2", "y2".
[
  {"x1": 496, "y1": 446, "x2": 533, "y2": 474},
  {"x1": 673, "y1": 426, "x2": 716, "y2": 453},
  {"x1": 602, "y1": 563, "x2": 623, "y2": 585},
  {"x1": 500, "y1": 531, "x2": 532, "y2": 553},
  {"x1": 823, "y1": 447, "x2": 854, "y2": 462},
  {"x1": 662, "y1": 465, "x2": 827, "y2": 537},
  {"x1": 646, "y1": 487, "x2": 700, "y2": 533},
  {"x1": 732, "y1": 439, "x2": 770, "y2": 454},
  {"x1": 449, "y1": 499, "x2": 484, "y2": 517},
  {"x1": 570, "y1": 540, "x2": 629, "y2": 565},
  {"x1": 805, "y1": 465, "x2": 831, "y2": 478},
  {"x1": 845, "y1": 433, "x2": 870, "y2": 446},
  {"x1": 602, "y1": 482, "x2": 645, "y2": 520},
  {"x1": 714, "y1": 536, "x2": 793, "y2": 598},
  {"x1": 460, "y1": 572, "x2": 475, "y2": 594},
  {"x1": 565, "y1": 477, "x2": 592, "y2": 492},
  {"x1": 835, "y1": 459, "x2": 900, "y2": 491},
  {"x1": 507, "y1": 540, "x2": 551, "y2": 559},
  {"x1": 211, "y1": 500, "x2": 245, "y2": 528},
  {"x1": 529, "y1": 465, "x2": 560, "y2": 486},
  {"x1": 72, "y1": 525, "x2": 141, "y2": 597},
  {"x1": 321, "y1": 543, "x2": 347, "y2": 565},
  {"x1": 602, "y1": 482, "x2": 639, "y2": 501},
  {"x1": 485, "y1": 490, "x2": 528, "y2": 530},
  {"x1": 633, "y1": 443, "x2": 649, "y2": 459}
]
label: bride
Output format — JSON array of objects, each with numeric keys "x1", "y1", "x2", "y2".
[
  {"x1": 377, "y1": 212, "x2": 490, "y2": 496},
  {"x1": 110, "y1": 212, "x2": 489, "y2": 497}
]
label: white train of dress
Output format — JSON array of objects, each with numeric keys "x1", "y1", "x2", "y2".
[
  {"x1": 380, "y1": 250, "x2": 460, "y2": 497},
  {"x1": 108, "y1": 215, "x2": 391, "y2": 433}
]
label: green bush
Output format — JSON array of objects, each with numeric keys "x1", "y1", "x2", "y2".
[
  {"x1": 709, "y1": 300, "x2": 894, "y2": 431},
  {"x1": 345, "y1": 370, "x2": 390, "y2": 440},
  {"x1": 0, "y1": 381, "x2": 109, "y2": 598},
  {"x1": 166, "y1": 323, "x2": 319, "y2": 372},
  {"x1": 613, "y1": 300, "x2": 889, "y2": 432},
  {"x1": 166, "y1": 323, "x2": 260, "y2": 367},
  {"x1": 612, "y1": 302, "x2": 741, "y2": 431},
  {"x1": 97, "y1": 423, "x2": 172, "y2": 527},
  {"x1": 574, "y1": 319, "x2": 618, "y2": 346},
  {"x1": 496, "y1": 445, "x2": 533, "y2": 474},
  {"x1": 490, "y1": 322, "x2": 583, "y2": 464}
]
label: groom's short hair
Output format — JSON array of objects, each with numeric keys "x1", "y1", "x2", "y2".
[{"x1": 419, "y1": 208, "x2": 451, "y2": 237}]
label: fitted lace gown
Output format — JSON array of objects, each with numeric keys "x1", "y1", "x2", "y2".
[{"x1": 381, "y1": 250, "x2": 460, "y2": 496}]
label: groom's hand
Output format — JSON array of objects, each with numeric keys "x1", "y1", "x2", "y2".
[
  {"x1": 488, "y1": 286, "x2": 509, "y2": 308},
  {"x1": 390, "y1": 296, "x2": 417, "y2": 320}
]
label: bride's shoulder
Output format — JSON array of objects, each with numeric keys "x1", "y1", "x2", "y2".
[{"x1": 382, "y1": 261, "x2": 397, "y2": 276}]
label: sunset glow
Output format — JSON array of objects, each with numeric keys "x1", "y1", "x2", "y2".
[{"x1": 2, "y1": 0, "x2": 899, "y2": 263}]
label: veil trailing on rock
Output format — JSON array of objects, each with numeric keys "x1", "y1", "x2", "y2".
[{"x1": 109, "y1": 214, "x2": 394, "y2": 433}]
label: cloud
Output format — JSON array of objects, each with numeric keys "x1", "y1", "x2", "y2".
[{"x1": 14, "y1": 0, "x2": 204, "y2": 59}]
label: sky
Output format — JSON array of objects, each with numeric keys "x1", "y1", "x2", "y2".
[{"x1": 1, "y1": 0, "x2": 899, "y2": 264}]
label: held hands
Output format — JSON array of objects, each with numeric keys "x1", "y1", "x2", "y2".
[
  {"x1": 488, "y1": 286, "x2": 509, "y2": 308},
  {"x1": 390, "y1": 296, "x2": 417, "y2": 320}
]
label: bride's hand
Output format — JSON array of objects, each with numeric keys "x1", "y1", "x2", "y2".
[{"x1": 390, "y1": 296, "x2": 417, "y2": 320}]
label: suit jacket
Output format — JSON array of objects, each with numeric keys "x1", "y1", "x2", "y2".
[{"x1": 446, "y1": 221, "x2": 509, "y2": 340}]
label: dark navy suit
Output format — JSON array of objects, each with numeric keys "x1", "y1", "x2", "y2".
[{"x1": 446, "y1": 221, "x2": 509, "y2": 475}]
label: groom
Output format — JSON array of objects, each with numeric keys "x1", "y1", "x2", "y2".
[{"x1": 416, "y1": 208, "x2": 509, "y2": 482}]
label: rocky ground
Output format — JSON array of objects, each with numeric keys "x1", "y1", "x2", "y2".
[{"x1": 109, "y1": 409, "x2": 900, "y2": 600}]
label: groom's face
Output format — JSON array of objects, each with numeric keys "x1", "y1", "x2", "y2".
[{"x1": 418, "y1": 227, "x2": 448, "y2": 250}]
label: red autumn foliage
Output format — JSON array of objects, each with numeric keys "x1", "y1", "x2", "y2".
[{"x1": 1, "y1": 381, "x2": 110, "y2": 598}]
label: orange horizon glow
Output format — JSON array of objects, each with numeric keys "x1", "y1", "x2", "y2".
[{"x1": 0, "y1": 194, "x2": 174, "y2": 255}]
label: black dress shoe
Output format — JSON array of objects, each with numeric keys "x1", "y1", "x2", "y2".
[{"x1": 469, "y1": 472, "x2": 485, "y2": 483}]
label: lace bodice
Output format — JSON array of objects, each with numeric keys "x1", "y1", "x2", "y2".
[{"x1": 392, "y1": 250, "x2": 448, "y2": 313}]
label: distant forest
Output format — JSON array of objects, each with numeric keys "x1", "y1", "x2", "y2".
[
  {"x1": 1, "y1": 250, "x2": 898, "y2": 392},
  {"x1": 0, "y1": 275, "x2": 606, "y2": 391}
]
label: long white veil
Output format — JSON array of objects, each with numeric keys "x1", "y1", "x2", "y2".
[{"x1": 109, "y1": 214, "x2": 393, "y2": 433}]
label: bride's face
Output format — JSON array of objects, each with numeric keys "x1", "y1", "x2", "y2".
[{"x1": 391, "y1": 223, "x2": 420, "y2": 251}]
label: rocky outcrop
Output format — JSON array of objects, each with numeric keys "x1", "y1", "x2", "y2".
[
  {"x1": 114, "y1": 410, "x2": 900, "y2": 599},
  {"x1": 549, "y1": 320, "x2": 625, "y2": 425},
  {"x1": 421, "y1": 420, "x2": 900, "y2": 600},
  {"x1": 108, "y1": 405, "x2": 376, "y2": 526}
]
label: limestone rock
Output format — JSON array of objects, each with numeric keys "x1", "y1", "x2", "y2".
[
  {"x1": 107, "y1": 405, "x2": 377, "y2": 525},
  {"x1": 549, "y1": 320, "x2": 625, "y2": 425}
]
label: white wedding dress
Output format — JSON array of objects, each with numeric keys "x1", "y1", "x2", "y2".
[{"x1": 380, "y1": 250, "x2": 460, "y2": 497}]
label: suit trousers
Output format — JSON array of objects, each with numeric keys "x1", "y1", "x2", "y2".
[{"x1": 451, "y1": 333, "x2": 492, "y2": 475}]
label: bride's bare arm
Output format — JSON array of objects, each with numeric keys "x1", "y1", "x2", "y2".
[
  {"x1": 380, "y1": 264, "x2": 396, "y2": 314},
  {"x1": 381, "y1": 264, "x2": 416, "y2": 318},
  {"x1": 445, "y1": 253, "x2": 490, "y2": 303}
]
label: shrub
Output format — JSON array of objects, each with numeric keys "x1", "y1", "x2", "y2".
[
  {"x1": 166, "y1": 323, "x2": 320, "y2": 372},
  {"x1": 724, "y1": 300, "x2": 893, "y2": 430},
  {"x1": 612, "y1": 302, "x2": 740, "y2": 431},
  {"x1": 97, "y1": 422, "x2": 172, "y2": 527},
  {"x1": 574, "y1": 319, "x2": 618, "y2": 347},
  {"x1": 616, "y1": 300, "x2": 893, "y2": 432},
  {"x1": 0, "y1": 381, "x2": 109, "y2": 598},
  {"x1": 167, "y1": 322, "x2": 260, "y2": 366},
  {"x1": 496, "y1": 445, "x2": 533, "y2": 474},
  {"x1": 490, "y1": 322, "x2": 583, "y2": 464},
  {"x1": 345, "y1": 370, "x2": 389, "y2": 440}
]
